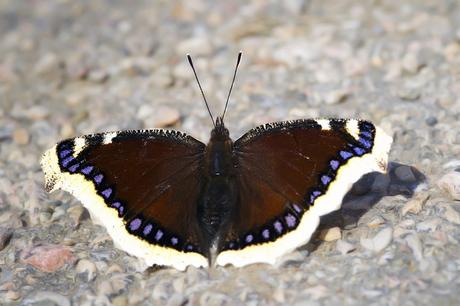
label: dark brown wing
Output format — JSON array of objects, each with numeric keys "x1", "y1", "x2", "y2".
[
  {"x1": 41, "y1": 129, "x2": 209, "y2": 270},
  {"x1": 216, "y1": 119, "x2": 392, "y2": 267}
]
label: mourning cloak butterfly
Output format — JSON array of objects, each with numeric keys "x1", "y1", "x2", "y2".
[{"x1": 41, "y1": 52, "x2": 392, "y2": 270}]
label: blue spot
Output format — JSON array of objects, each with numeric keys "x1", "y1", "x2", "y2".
[
  {"x1": 285, "y1": 214, "x2": 297, "y2": 228},
  {"x1": 171, "y1": 237, "x2": 178, "y2": 245},
  {"x1": 59, "y1": 149, "x2": 72, "y2": 159},
  {"x1": 262, "y1": 229, "x2": 270, "y2": 239},
  {"x1": 61, "y1": 156, "x2": 74, "y2": 167},
  {"x1": 81, "y1": 165, "x2": 94, "y2": 175},
  {"x1": 155, "y1": 230, "x2": 163, "y2": 241},
  {"x1": 340, "y1": 150, "x2": 353, "y2": 160},
  {"x1": 359, "y1": 137, "x2": 372, "y2": 149},
  {"x1": 360, "y1": 131, "x2": 372, "y2": 139},
  {"x1": 321, "y1": 175, "x2": 332, "y2": 186},
  {"x1": 68, "y1": 163, "x2": 80, "y2": 173},
  {"x1": 245, "y1": 234, "x2": 253, "y2": 243},
  {"x1": 143, "y1": 224, "x2": 153, "y2": 236},
  {"x1": 118, "y1": 206, "x2": 125, "y2": 216},
  {"x1": 330, "y1": 159, "x2": 340, "y2": 171},
  {"x1": 274, "y1": 221, "x2": 283, "y2": 234},
  {"x1": 129, "y1": 218, "x2": 142, "y2": 231},
  {"x1": 101, "y1": 188, "x2": 112, "y2": 199},
  {"x1": 186, "y1": 244, "x2": 194, "y2": 251},
  {"x1": 93, "y1": 174, "x2": 103, "y2": 185},
  {"x1": 310, "y1": 190, "x2": 322, "y2": 203},
  {"x1": 351, "y1": 146, "x2": 366, "y2": 156},
  {"x1": 111, "y1": 202, "x2": 121, "y2": 208},
  {"x1": 292, "y1": 203, "x2": 302, "y2": 213}
]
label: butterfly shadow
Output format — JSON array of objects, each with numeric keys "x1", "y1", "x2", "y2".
[{"x1": 305, "y1": 161, "x2": 426, "y2": 253}]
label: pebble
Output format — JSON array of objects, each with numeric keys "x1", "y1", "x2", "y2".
[
  {"x1": 24, "y1": 291, "x2": 71, "y2": 306},
  {"x1": 5, "y1": 290, "x2": 21, "y2": 301},
  {"x1": 405, "y1": 234, "x2": 423, "y2": 261},
  {"x1": 360, "y1": 227, "x2": 393, "y2": 252},
  {"x1": 401, "y1": 192, "x2": 429, "y2": 216},
  {"x1": 321, "y1": 88, "x2": 350, "y2": 105},
  {"x1": 318, "y1": 227, "x2": 341, "y2": 241},
  {"x1": 138, "y1": 105, "x2": 181, "y2": 128},
  {"x1": 367, "y1": 215, "x2": 386, "y2": 228},
  {"x1": 112, "y1": 295, "x2": 129, "y2": 306},
  {"x1": 425, "y1": 116, "x2": 438, "y2": 126},
  {"x1": 34, "y1": 52, "x2": 60, "y2": 75},
  {"x1": 176, "y1": 37, "x2": 213, "y2": 56},
  {"x1": 440, "y1": 204, "x2": 460, "y2": 225},
  {"x1": 438, "y1": 171, "x2": 460, "y2": 200},
  {"x1": 397, "y1": 87, "x2": 421, "y2": 101},
  {"x1": 88, "y1": 69, "x2": 109, "y2": 83},
  {"x1": 416, "y1": 218, "x2": 441, "y2": 232},
  {"x1": 22, "y1": 105, "x2": 50, "y2": 121},
  {"x1": 75, "y1": 259, "x2": 97, "y2": 282},
  {"x1": 12, "y1": 128, "x2": 29, "y2": 145},
  {"x1": 199, "y1": 291, "x2": 234, "y2": 306},
  {"x1": 402, "y1": 52, "x2": 421, "y2": 74},
  {"x1": 302, "y1": 284, "x2": 329, "y2": 300},
  {"x1": 336, "y1": 240, "x2": 356, "y2": 255},
  {"x1": 0, "y1": 227, "x2": 13, "y2": 251},
  {"x1": 67, "y1": 205, "x2": 86, "y2": 228},
  {"x1": 22, "y1": 244, "x2": 75, "y2": 273}
]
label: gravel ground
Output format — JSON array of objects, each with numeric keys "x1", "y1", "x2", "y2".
[{"x1": 1, "y1": 0, "x2": 460, "y2": 305}]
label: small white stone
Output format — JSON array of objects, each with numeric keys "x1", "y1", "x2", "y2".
[
  {"x1": 405, "y1": 234, "x2": 423, "y2": 261},
  {"x1": 367, "y1": 215, "x2": 386, "y2": 228},
  {"x1": 318, "y1": 227, "x2": 341, "y2": 241},
  {"x1": 438, "y1": 171, "x2": 460, "y2": 200},
  {"x1": 176, "y1": 37, "x2": 213, "y2": 56},
  {"x1": 302, "y1": 284, "x2": 329, "y2": 300},
  {"x1": 360, "y1": 227, "x2": 393, "y2": 252},
  {"x1": 13, "y1": 128, "x2": 29, "y2": 145},
  {"x1": 441, "y1": 204, "x2": 460, "y2": 225},
  {"x1": 401, "y1": 192, "x2": 430, "y2": 216},
  {"x1": 67, "y1": 205, "x2": 86, "y2": 227},
  {"x1": 416, "y1": 218, "x2": 441, "y2": 232},
  {"x1": 336, "y1": 240, "x2": 356, "y2": 255},
  {"x1": 75, "y1": 259, "x2": 97, "y2": 282},
  {"x1": 5, "y1": 290, "x2": 21, "y2": 301},
  {"x1": 402, "y1": 52, "x2": 421, "y2": 74}
]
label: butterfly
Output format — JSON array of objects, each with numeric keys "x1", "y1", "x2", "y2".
[{"x1": 41, "y1": 52, "x2": 392, "y2": 270}]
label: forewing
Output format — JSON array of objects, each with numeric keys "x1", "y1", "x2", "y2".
[
  {"x1": 41, "y1": 129, "x2": 208, "y2": 270},
  {"x1": 216, "y1": 119, "x2": 392, "y2": 267}
]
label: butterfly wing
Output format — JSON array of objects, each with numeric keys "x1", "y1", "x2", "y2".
[
  {"x1": 41, "y1": 129, "x2": 209, "y2": 270},
  {"x1": 216, "y1": 119, "x2": 392, "y2": 267}
]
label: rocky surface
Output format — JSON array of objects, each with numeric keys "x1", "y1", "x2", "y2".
[{"x1": 1, "y1": 0, "x2": 459, "y2": 305}]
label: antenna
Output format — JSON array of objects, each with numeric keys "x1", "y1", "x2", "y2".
[
  {"x1": 222, "y1": 51, "x2": 242, "y2": 121},
  {"x1": 187, "y1": 54, "x2": 215, "y2": 127}
]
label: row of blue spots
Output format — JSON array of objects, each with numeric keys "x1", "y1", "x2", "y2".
[
  {"x1": 226, "y1": 208, "x2": 302, "y2": 251},
  {"x1": 57, "y1": 143, "x2": 126, "y2": 219},
  {"x1": 307, "y1": 122, "x2": 375, "y2": 206},
  {"x1": 127, "y1": 216, "x2": 198, "y2": 252}
]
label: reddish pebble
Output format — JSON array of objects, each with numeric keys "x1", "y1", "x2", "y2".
[{"x1": 21, "y1": 244, "x2": 75, "y2": 273}]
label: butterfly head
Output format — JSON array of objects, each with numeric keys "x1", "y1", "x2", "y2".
[{"x1": 210, "y1": 116, "x2": 230, "y2": 141}]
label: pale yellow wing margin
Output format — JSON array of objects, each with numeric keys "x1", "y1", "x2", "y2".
[
  {"x1": 40, "y1": 144, "x2": 208, "y2": 271},
  {"x1": 216, "y1": 122, "x2": 392, "y2": 268}
]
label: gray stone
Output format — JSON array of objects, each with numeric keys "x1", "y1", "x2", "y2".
[
  {"x1": 438, "y1": 171, "x2": 460, "y2": 200},
  {"x1": 360, "y1": 227, "x2": 393, "y2": 252}
]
